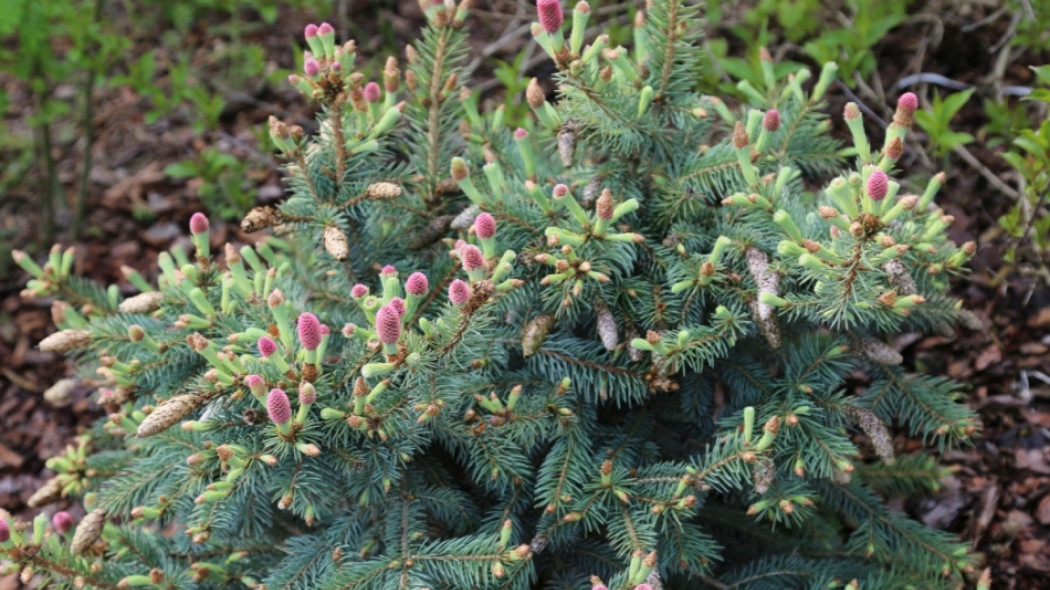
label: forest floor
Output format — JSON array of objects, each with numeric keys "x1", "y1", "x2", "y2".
[{"x1": 1, "y1": 2, "x2": 1048, "y2": 588}]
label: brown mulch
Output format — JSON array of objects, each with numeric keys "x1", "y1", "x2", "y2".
[{"x1": 2, "y1": 2, "x2": 1049, "y2": 589}]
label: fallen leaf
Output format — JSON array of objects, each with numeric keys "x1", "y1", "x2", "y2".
[
  {"x1": 1036, "y1": 494, "x2": 1050, "y2": 525},
  {"x1": 974, "y1": 344, "x2": 1002, "y2": 371},
  {"x1": 1015, "y1": 449, "x2": 1050, "y2": 474}
]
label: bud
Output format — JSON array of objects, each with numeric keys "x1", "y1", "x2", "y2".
[
  {"x1": 884, "y1": 136, "x2": 903, "y2": 160},
  {"x1": 298, "y1": 382, "x2": 316, "y2": 405},
  {"x1": 304, "y1": 58, "x2": 320, "y2": 77},
  {"x1": 762, "y1": 109, "x2": 780, "y2": 132},
  {"x1": 449, "y1": 279, "x2": 471, "y2": 305},
  {"x1": 267, "y1": 389, "x2": 291, "y2": 425},
  {"x1": 0, "y1": 519, "x2": 8, "y2": 543},
  {"x1": 189, "y1": 212, "x2": 209, "y2": 235},
  {"x1": 537, "y1": 0, "x2": 563, "y2": 33},
  {"x1": 246, "y1": 374, "x2": 266, "y2": 398},
  {"x1": 474, "y1": 213, "x2": 496, "y2": 239},
  {"x1": 844, "y1": 102, "x2": 861, "y2": 121},
  {"x1": 53, "y1": 511, "x2": 74, "y2": 534},
  {"x1": 595, "y1": 189, "x2": 614, "y2": 221},
  {"x1": 450, "y1": 157, "x2": 469, "y2": 181},
  {"x1": 867, "y1": 170, "x2": 889, "y2": 201},
  {"x1": 526, "y1": 78, "x2": 546, "y2": 109},
  {"x1": 268, "y1": 289, "x2": 285, "y2": 308},
  {"x1": 297, "y1": 312, "x2": 322, "y2": 351},
  {"x1": 732, "y1": 121, "x2": 748, "y2": 149}
]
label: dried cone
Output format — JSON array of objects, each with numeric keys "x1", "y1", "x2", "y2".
[
  {"x1": 43, "y1": 378, "x2": 78, "y2": 406},
  {"x1": 882, "y1": 259, "x2": 917, "y2": 295},
  {"x1": 451, "y1": 205, "x2": 479, "y2": 230},
  {"x1": 625, "y1": 327, "x2": 643, "y2": 362},
  {"x1": 557, "y1": 121, "x2": 576, "y2": 167},
  {"x1": 521, "y1": 314, "x2": 555, "y2": 357},
  {"x1": 241, "y1": 205, "x2": 283, "y2": 233},
  {"x1": 365, "y1": 182, "x2": 402, "y2": 200},
  {"x1": 732, "y1": 121, "x2": 749, "y2": 149},
  {"x1": 323, "y1": 225, "x2": 349, "y2": 260},
  {"x1": 594, "y1": 299, "x2": 618, "y2": 351},
  {"x1": 526, "y1": 78, "x2": 545, "y2": 109},
  {"x1": 118, "y1": 291, "x2": 165, "y2": 314},
  {"x1": 39, "y1": 329, "x2": 91, "y2": 353},
  {"x1": 136, "y1": 394, "x2": 202, "y2": 437},
  {"x1": 71, "y1": 509, "x2": 106, "y2": 554},
  {"x1": 752, "y1": 459, "x2": 775, "y2": 495},
  {"x1": 848, "y1": 406, "x2": 895, "y2": 464},
  {"x1": 27, "y1": 476, "x2": 63, "y2": 508},
  {"x1": 745, "y1": 247, "x2": 781, "y2": 348},
  {"x1": 857, "y1": 339, "x2": 903, "y2": 366},
  {"x1": 410, "y1": 214, "x2": 455, "y2": 250}
]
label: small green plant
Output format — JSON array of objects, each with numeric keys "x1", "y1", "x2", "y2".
[
  {"x1": 165, "y1": 148, "x2": 258, "y2": 220},
  {"x1": 998, "y1": 65, "x2": 1050, "y2": 269},
  {"x1": 913, "y1": 88, "x2": 976, "y2": 159}
]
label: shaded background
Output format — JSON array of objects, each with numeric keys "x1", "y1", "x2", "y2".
[{"x1": 1, "y1": 0, "x2": 1048, "y2": 587}]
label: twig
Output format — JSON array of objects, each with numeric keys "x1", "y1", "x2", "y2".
[
  {"x1": 952, "y1": 142, "x2": 1021, "y2": 200},
  {"x1": 834, "y1": 80, "x2": 887, "y2": 128}
]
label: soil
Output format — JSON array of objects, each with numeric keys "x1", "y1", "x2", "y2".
[{"x1": 1, "y1": 1, "x2": 1048, "y2": 588}]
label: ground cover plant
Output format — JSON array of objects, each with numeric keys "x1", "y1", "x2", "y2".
[{"x1": 4, "y1": 0, "x2": 986, "y2": 588}]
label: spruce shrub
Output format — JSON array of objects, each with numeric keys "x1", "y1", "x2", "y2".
[{"x1": 6, "y1": 1, "x2": 980, "y2": 588}]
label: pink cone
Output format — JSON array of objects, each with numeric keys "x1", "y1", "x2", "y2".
[
  {"x1": 897, "y1": 92, "x2": 918, "y2": 115},
  {"x1": 474, "y1": 213, "x2": 496, "y2": 239},
  {"x1": 460, "y1": 244, "x2": 485, "y2": 271},
  {"x1": 52, "y1": 511, "x2": 73, "y2": 534},
  {"x1": 297, "y1": 312, "x2": 323, "y2": 351},
  {"x1": 449, "y1": 279, "x2": 471, "y2": 306},
  {"x1": 351, "y1": 284, "x2": 369, "y2": 298},
  {"x1": 763, "y1": 109, "x2": 780, "y2": 132},
  {"x1": 375, "y1": 304, "x2": 402, "y2": 344},
  {"x1": 867, "y1": 169, "x2": 889, "y2": 201},
  {"x1": 189, "y1": 212, "x2": 209, "y2": 235},
  {"x1": 267, "y1": 388, "x2": 291, "y2": 425},
  {"x1": 388, "y1": 297, "x2": 406, "y2": 317},
  {"x1": 406, "y1": 272, "x2": 429, "y2": 296},
  {"x1": 537, "y1": 0, "x2": 563, "y2": 33},
  {"x1": 257, "y1": 337, "x2": 277, "y2": 357},
  {"x1": 364, "y1": 82, "x2": 381, "y2": 103}
]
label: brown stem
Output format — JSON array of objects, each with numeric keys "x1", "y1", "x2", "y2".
[{"x1": 72, "y1": 0, "x2": 104, "y2": 239}]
